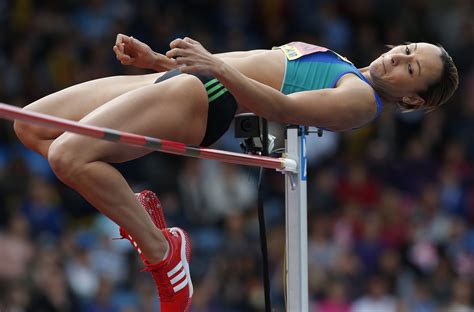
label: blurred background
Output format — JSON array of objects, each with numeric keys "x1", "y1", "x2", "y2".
[{"x1": 0, "y1": 0, "x2": 473, "y2": 311}]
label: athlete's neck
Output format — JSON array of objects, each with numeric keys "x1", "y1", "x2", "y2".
[
  {"x1": 358, "y1": 66, "x2": 373, "y2": 86},
  {"x1": 358, "y1": 66, "x2": 395, "y2": 104}
]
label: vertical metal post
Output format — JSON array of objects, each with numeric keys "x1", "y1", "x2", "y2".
[{"x1": 285, "y1": 126, "x2": 308, "y2": 311}]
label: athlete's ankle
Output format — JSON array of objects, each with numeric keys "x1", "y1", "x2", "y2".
[{"x1": 143, "y1": 235, "x2": 170, "y2": 265}]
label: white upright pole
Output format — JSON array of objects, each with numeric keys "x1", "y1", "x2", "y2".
[{"x1": 285, "y1": 126, "x2": 308, "y2": 311}]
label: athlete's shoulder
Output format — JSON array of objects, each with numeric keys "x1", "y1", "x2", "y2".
[{"x1": 336, "y1": 74, "x2": 378, "y2": 118}]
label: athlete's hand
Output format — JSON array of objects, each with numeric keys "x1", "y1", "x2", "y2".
[
  {"x1": 113, "y1": 34, "x2": 176, "y2": 71},
  {"x1": 166, "y1": 37, "x2": 224, "y2": 75}
]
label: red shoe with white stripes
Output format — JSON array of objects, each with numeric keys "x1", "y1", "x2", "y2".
[
  {"x1": 117, "y1": 191, "x2": 193, "y2": 311},
  {"x1": 143, "y1": 227, "x2": 193, "y2": 312}
]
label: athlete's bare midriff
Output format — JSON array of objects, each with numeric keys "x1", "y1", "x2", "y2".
[
  {"x1": 217, "y1": 49, "x2": 286, "y2": 91},
  {"x1": 209, "y1": 49, "x2": 286, "y2": 114}
]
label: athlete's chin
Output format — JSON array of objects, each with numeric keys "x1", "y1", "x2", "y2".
[{"x1": 369, "y1": 63, "x2": 382, "y2": 79}]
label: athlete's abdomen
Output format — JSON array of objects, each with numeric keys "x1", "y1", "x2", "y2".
[{"x1": 218, "y1": 50, "x2": 286, "y2": 91}]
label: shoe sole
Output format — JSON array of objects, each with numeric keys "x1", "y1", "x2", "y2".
[{"x1": 170, "y1": 227, "x2": 193, "y2": 307}]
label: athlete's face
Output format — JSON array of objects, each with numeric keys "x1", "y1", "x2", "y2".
[{"x1": 369, "y1": 43, "x2": 443, "y2": 103}]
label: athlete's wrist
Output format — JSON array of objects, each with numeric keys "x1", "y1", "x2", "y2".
[
  {"x1": 211, "y1": 58, "x2": 229, "y2": 79},
  {"x1": 151, "y1": 52, "x2": 163, "y2": 70},
  {"x1": 150, "y1": 52, "x2": 175, "y2": 72}
]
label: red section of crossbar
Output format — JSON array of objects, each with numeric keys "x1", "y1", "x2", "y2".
[
  {"x1": 120, "y1": 133, "x2": 148, "y2": 146},
  {"x1": 0, "y1": 103, "x2": 286, "y2": 170},
  {"x1": 160, "y1": 140, "x2": 187, "y2": 153}
]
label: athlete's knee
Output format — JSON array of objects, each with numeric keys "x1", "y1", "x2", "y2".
[
  {"x1": 13, "y1": 106, "x2": 38, "y2": 140},
  {"x1": 47, "y1": 137, "x2": 86, "y2": 184},
  {"x1": 13, "y1": 119, "x2": 31, "y2": 141},
  {"x1": 12, "y1": 120, "x2": 51, "y2": 158},
  {"x1": 13, "y1": 106, "x2": 48, "y2": 144}
]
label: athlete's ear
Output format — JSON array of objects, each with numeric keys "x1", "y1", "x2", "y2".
[{"x1": 402, "y1": 94, "x2": 425, "y2": 107}]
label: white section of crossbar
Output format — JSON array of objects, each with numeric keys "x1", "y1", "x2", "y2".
[{"x1": 285, "y1": 126, "x2": 308, "y2": 311}]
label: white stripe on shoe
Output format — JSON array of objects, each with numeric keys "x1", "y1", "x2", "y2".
[
  {"x1": 167, "y1": 262, "x2": 187, "y2": 293},
  {"x1": 167, "y1": 261, "x2": 183, "y2": 277},
  {"x1": 173, "y1": 277, "x2": 189, "y2": 293},
  {"x1": 170, "y1": 269, "x2": 186, "y2": 285},
  {"x1": 170, "y1": 227, "x2": 193, "y2": 297}
]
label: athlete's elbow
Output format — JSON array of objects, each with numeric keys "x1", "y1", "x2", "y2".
[
  {"x1": 331, "y1": 111, "x2": 370, "y2": 131},
  {"x1": 309, "y1": 112, "x2": 357, "y2": 132},
  {"x1": 258, "y1": 102, "x2": 293, "y2": 122},
  {"x1": 274, "y1": 109, "x2": 298, "y2": 124},
  {"x1": 274, "y1": 99, "x2": 303, "y2": 123},
  {"x1": 262, "y1": 110, "x2": 288, "y2": 123}
]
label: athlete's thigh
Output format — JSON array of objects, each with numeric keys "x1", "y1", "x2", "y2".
[
  {"x1": 23, "y1": 73, "x2": 162, "y2": 139},
  {"x1": 53, "y1": 74, "x2": 209, "y2": 164}
]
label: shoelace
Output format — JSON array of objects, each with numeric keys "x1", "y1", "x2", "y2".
[
  {"x1": 112, "y1": 228, "x2": 128, "y2": 241},
  {"x1": 113, "y1": 231, "x2": 147, "y2": 263},
  {"x1": 112, "y1": 229, "x2": 136, "y2": 245}
]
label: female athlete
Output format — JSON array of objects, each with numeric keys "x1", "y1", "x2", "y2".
[{"x1": 13, "y1": 34, "x2": 458, "y2": 311}]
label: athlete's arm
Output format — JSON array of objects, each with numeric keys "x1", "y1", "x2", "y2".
[
  {"x1": 217, "y1": 66, "x2": 376, "y2": 130},
  {"x1": 284, "y1": 79, "x2": 377, "y2": 130},
  {"x1": 113, "y1": 34, "x2": 178, "y2": 72},
  {"x1": 167, "y1": 38, "x2": 376, "y2": 131}
]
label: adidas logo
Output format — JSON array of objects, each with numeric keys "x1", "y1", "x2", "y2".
[{"x1": 167, "y1": 260, "x2": 189, "y2": 293}]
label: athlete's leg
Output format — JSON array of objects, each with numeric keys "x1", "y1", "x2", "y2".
[
  {"x1": 47, "y1": 74, "x2": 208, "y2": 263},
  {"x1": 13, "y1": 73, "x2": 161, "y2": 157}
]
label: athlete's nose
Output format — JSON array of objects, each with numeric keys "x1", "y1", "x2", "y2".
[{"x1": 391, "y1": 54, "x2": 410, "y2": 67}]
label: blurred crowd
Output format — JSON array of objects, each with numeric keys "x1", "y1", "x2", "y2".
[{"x1": 0, "y1": 0, "x2": 473, "y2": 311}]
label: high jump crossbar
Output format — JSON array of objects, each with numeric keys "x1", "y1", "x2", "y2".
[{"x1": 0, "y1": 102, "x2": 309, "y2": 311}]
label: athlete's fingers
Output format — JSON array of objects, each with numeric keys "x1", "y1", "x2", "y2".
[
  {"x1": 166, "y1": 48, "x2": 192, "y2": 58},
  {"x1": 128, "y1": 36, "x2": 135, "y2": 46},
  {"x1": 113, "y1": 45, "x2": 127, "y2": 58},
  {"x1": 113, "y1": 45, "x2": 133, "y2": 64},
  {"x1": 175, "y1": 56, "x2": 191, "y2": 65},
  {"x1": 169, "y1": 38, "x2": 183, "y2": 48},
  {"x1": 120, "y1": 55, "x2": 134, "y2": 65},
  {"x1": 115, "y1": 33, "x2": 122, "y2": 45},
  {"x1": 113, "y1": 45, "x2": 123, "y2": 57},
  {"x1": 169, "y1": 38, "x2": 193, "y2": 49},
  {"x1": 121, "y1": 57, "x2": 134, "y2": 65},
  {"x1": 115, "y1": 34, "x2": 129, "y2": 52},
  {"x1": 165, "y1": 48, "x2": 176, "y2": 58},
  {"x1": 183, "y1": 37, "x2": 199, "y2": 45}
]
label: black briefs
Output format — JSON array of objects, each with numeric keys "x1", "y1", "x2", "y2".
[{"x1": 154, "y1": 69, "x2": 238, "y2": 147}]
